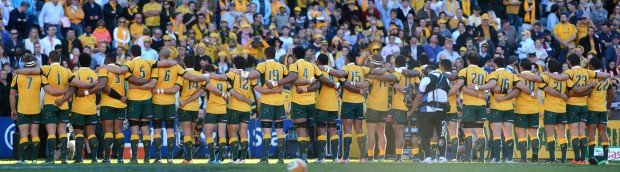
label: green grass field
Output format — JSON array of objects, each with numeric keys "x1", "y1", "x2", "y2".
[{"x1": 0, "y1": 159, "x2": 619, "y2": 172}]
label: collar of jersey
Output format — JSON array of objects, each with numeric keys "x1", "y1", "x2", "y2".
[
  {"x1": 133, "y1": 57, "x2": 141, "y2": 60},
  {"x1": 79, "y1": 67, "x2": 90, "y2": 70},
  {"x1": 521, "y1": 71, "x2": 532, "y2": 74},
  {"x1": 51, "y1": 62, "x2": 60, "y2": 66},
  {"x1": 185, "y1": 68, "x2": 195, "y2": 71},
  {"x1": 572, "y1": 66, "x2": 581, "y2": 69},
  {"x1": 468, "y1": 65, "x2": 478, "y2": 67},
  {"x1": 496, "y1": 68, "x2": 505, "y2": 71},
  {"x1": 346, "y1": 63, "x2": 355, "y2": 66},
  {"x1": 107, "y1": 63, "x2": 116, "y2": 65},
  {"x1": 266, "y1": 59, "x2": 275, "y2": 62},
  {"x1": 296, "y1": 59, "x2": 305, "y2": 63},
  {"x1": 594, "y1": 70, "x2": 600, "y2": 72}
]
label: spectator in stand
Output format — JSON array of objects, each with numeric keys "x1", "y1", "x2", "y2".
[
  {"x1": 424, "y1": 34, "x2": 443, "y2": 64},
  {"x1": 590, "y1": 0, "x2": 608, "y2": 29},
  {"x1": 519, "y1": 0, "x2": 541, "y2": 31},
  {"x1": 65, "y1": 0, "x2": 85, "y2": 36},
  {"x1": 438, "y1": 39, "x2": 459, "y2": 63},
  {"x1": 517, "y1": 30, "x2": 535, "y2": 60},
  {"x1": 4, "y1": 28, "x2": 23, "y2": 57},
  {"x1": 82, "y1": 0, "x2": 102, "y2": 33},
  {"x1": 143, "y1": 0, "x2": 162, "y2": 32},
  {"x1": 605, "y1": 35, "x2": 620, "y2": 65},
  {"x1": 547, "y1": 4, "x2": 560, "y2": 32},
  {"x1": 92, "y1": 20, "x2": 112, "y2": 46},
  {"x1": 23, "y1": 28, "x2": 39, "y2": 53},
  {"x1": 61, "y1": 28, "x2": 82, "y2": 57},
  {"x1": 39, "y1": 0, "x2": 64, "y2": 39},
  {"x1": 103, "y1": 0, "x2": 122, "y2": 36},
  {"x1": 39, "y1": 26, "x2": 61, "y2": 56},
  {"x1": 579, "y1": 26, "x2": 602, "y2": 57},
  {"x1": 417, "y1": 0, "x2": 438, "y2": 23},
  {"x1": 8, "y1": 1, "x2": 29, "y2": 39}
]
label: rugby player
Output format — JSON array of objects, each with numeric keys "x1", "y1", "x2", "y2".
[
  {"x1": 586, "y1": 57, "x2": 615, "y2": 165},
  {"x1": 11, "y1": 55, "x2": 67, "y2": 164},
  {"x1": 226, "y1": 57, "x2": 258, "y2": 163}
]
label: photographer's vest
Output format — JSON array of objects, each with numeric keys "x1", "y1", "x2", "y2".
[{"x1": 420, "y1": 72, "x2": 450, "y2": 112}]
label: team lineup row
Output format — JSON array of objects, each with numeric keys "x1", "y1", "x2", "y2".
[{"x1": 7, "y1": 44, "x2": 614, "y2": 165}]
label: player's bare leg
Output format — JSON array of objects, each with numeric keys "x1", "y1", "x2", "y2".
[
  {"x1": 366, "y1": 122, "x2": 377, "y2": 162},
  {"x1": 44, "y1": 123, "x2": 57, "y2": 164},
  {"x1": 57, "y1": 123, "x2": 69, "y2": 164},
  {"x1": 205, "y1": 121, "x2": 217, "y2": 163},
  {"x1": 544, "y1": 124, "x2": 557, "y2": 163},
  {"x1": 393, "y1": 123, "x2": 405, "y2": 162},
  {"x1": 102, "y1": 120, "x2": 114, "y2": 163},
  {"x1": 527, "y1": 128, "x2": 540, "y2": 163},
  {"x1": 113, "y1": 119, "x2": 125, "y2": 164},
  {"x1": 502, "y1": 122, "x2": 515, "y2": 163},
  {"x1": 327, "y1": 122, "x2": 339, "y2": 163},
  {"x1": 376, "y1": 122, "x2": 387, "y2": 162},
  {"x1": 85, "y1": 124, "x2": 99, "y2": 163},
  {"x1": 557, "y1": 124, "x2": 568, "y2": 163}
]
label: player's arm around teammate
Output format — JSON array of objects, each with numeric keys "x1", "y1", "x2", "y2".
[{"x1": 10, "y1": 54, "x2": 57, "y2": 164}]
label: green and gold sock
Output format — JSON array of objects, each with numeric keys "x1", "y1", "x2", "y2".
[
  {"x1": 449, "y1": 135, "x2": 459, "y2": 160},
  {"x1": 343, "y1": 134, "x2": 352, "y2": 159},
  {"x1": 47, "y1": 135, "x2": 57, "y2": 162},
  {"x1": 477, "y1": 135, "x2": 486, "y2": 162},
  {"x1": 464, "y1": 134, "x2": 473, "y2": 162},
  {"x1": 31, "y1": 137, "x2": 40, "y2": 161},
  {"x1": 547, "y1": 137, "x2": 556, "y2": 160},
  {"x1": 492, "y1": 138, "x2": 501, "y2": 161},
  {"x1": 115, "y1": 133, "x2": 125, "y2": 161},
  {"x1": 217, "y1": 139, "x2": 227, "y2": 161},
  {"x1": 330, "y1": 135, "x2": 339, "y2": 159},
  {"x1": 142, "y1": 135, "x2": 151, "y2": 161},
  {"x1": 75, "y1": 134, "x2": 85, "y2": 162},
  {"x1": 602, "y1": 142, "x2": 610, "y2": 160},
  {"x1": 206, "y1": 137, "x2": 215, "y2": 161},
  {"x1": 579, "y1": 137, "x2": 587, "y2": 161},
  {"x1": 261, "y1": 134, "x2": 271, "y2": 160},
  {"x1": 229, "y1": 138, "x2": 239, "y2": 160},
  {"x1": 59, "y1": 134, "x2": 68, "y2": 161},
  {"x1": 505, "y1": 137, "x2": 514, "y2": 161},
  {"x1": 571, "y1": 138, "x2": 580, "y2": 161},
  {"x1": 153, "y1": 134, "x2": 162, "y2": 160},
  {"x1": 317, "y1": 135, "x2": 327, "y2": 160},
  {"x1": 559, "y1": 138, "x2": 568, "y2": 162},
  {"x1": 357, "y1": 134, "x2": 367, "y2": 159},
  {"x1": 87, "y1": 135, "x2": 98, "y2": 162},
  {"x1": 19, "y1": 137, "x2": 28, "y2": 161},
  {"x1": 130, "y1": 135, "x2": 139, "y2": 160},
  {"x1": 103, "y1": 133, "x2": 113, "y2": 160},
  {"x1": 167, "y1": 135, "x2": 175, "y2": 160},
  {"x1": 240, "y1": 138, "x2": 249, "y2": 160},
  {"x1": 183, "y1": 136, "x2": 193, "y2": 161},
  {"x1": 518, "y1": 138, "x2": 528, "y2": 161},
  {"x1": 277, "y1": 134, "x2": 286, "y2": 160},
  {"x1": 298, "y1": 137, "x2": 309, "y2": 161}
]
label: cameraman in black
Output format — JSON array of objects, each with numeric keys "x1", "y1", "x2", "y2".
[{"x1": 408, "y1": 59, "x2": 452, "y2": 163}]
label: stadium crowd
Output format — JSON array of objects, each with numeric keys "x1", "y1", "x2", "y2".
[{"x1": 1, "y1": 0, "x2": 618, "y2": 166}]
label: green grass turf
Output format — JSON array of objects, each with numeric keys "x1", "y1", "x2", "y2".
[{"x1": 0, "y1": 159, "x2": 619, "y2": 172}]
